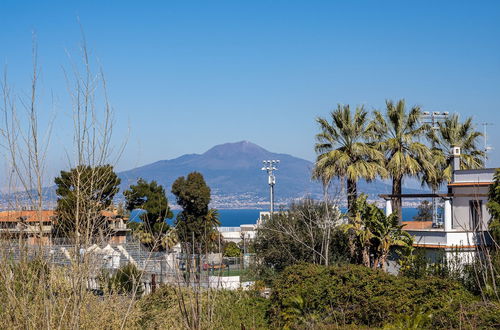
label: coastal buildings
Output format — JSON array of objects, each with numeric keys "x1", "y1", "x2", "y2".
[
  {"x1": 217, "y1": 212, "x2": 269, "y2": 244},
  {"x1": 0, "y1": 209, "x2": 130, "y2": 245}
]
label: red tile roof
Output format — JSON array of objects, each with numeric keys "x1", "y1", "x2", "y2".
[
  {"x1": 0, "y1": 209, "x2": 120, "y2": 222},
  {"x1": 402, "y1": 221, "x2": 433, "y2": 230},
  {"x1": 0, "y1": 210, "x2": 55, "y2": 223}
]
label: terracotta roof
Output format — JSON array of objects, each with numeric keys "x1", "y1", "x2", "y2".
[
  {"x1": 448, "y1": 182, "x2": 493, "y2": 187},
  {"x1": 0, "y1": 209, "x2": 120, "y2": 222},
  {"x1": 0, "y1": 210, "x2": 55, "y2": 223},
  {"x1": 402, "y1": 221, "x2": 433, "y2": 230}
]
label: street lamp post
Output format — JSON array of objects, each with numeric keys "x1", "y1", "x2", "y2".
[{"x1": 261, "y1": 160, "x2": 279, "y2": 219}]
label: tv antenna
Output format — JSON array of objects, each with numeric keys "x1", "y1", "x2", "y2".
[
  {"x1": 482, "y1": 122, "x2": 494, "y2": 167},
  {"x1": 422, "y1": 111, "x2": 449, "y2": 226},
  {"x1": 262, "y1": 160, "x2": 279, "y2": 218}
]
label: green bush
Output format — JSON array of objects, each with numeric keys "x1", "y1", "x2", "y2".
[
  {"x1": 101, "y1": 263, "x2": 144, "y2": 296},
  {"x1": 270, "y1": 263, "x2": 489, "y2": 328},
  {"x1": 223, "y1": 241, "x2": 242, "y2": 257}
]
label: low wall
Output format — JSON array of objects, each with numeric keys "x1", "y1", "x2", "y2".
[{"x1": 208, "y1": 276, "x2": 240, "y2": 290}]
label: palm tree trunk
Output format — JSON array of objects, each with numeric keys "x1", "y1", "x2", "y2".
[
  {"x1": 392, "y1": 176, "x2": 402, "y2": 223},
  {"x1": 347, "y1": 178, "x2": 357, "y2": 214}
]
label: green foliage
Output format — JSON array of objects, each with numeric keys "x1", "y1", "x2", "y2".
[
  {"x1": 488, "y1": 168, "x2": 500, "y2": 242},
  {"x1": 54, "y1": 164, "x2": 121, "y2": 237},
  {"x1": 254, "y1": 199, "x2": 350, "y2": 280},
  {"x1": 124, "y1": 178, "x2": 173, "y2": 227},
  {"x1": 124, "y1": 178, "x2": 174, "y2": 250},
  {"x1": 383, "y1": 308, "x2": 433, "y2": 330},
  {"x1": 426, "y1": 114, "x2": 484, "y2": 188},
  {"x1": 370, "y1": 99, "x2": 433, "y2": 220},
  {"x1": 345, "y1": 194, "x2": 412, "y2": 270},
  {"x1": 398, "y1": 247, "x2": 456, "y2": 280},
  {"x1": 413, "y1": 200, "x2": 432, "y2": 221},
  {"x1": 172, "y1": 172, "x2": 220, "y2": 253},
  {"x1": 172, "y1": 172, "x2": 211, "y2": 216},
  {"x1": 223, "y1": 241, "x2": 242, "y2": 257},
  {"x1": 270, "y1": 263, "x2": 480, "y2": 328},
  {"x1": 103, "y1": 263, "x2": 143, "y2": 296},
  {"x1": 313, "y1": 104, "x2": 386, "y2": 212}
]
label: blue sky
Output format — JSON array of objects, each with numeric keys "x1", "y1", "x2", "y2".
[{"x1": 1, "y1": 0, "x2": 500, "y2": 178}]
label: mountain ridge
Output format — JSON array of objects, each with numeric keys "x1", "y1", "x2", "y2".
[{"x1": 117, "y1": 141, "x2": 419, "y2": 208}]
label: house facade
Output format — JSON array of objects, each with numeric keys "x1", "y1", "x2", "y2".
[
  {"x1": 381, "y1": 148, "x2": 495, "y2": 262},
  {"x1": 0, "y1": 209, "x2": 130, "y2": 245}
]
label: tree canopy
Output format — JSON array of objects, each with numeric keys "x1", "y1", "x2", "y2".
[
  {"x1": 54, "y1": 165, "x2": 121, "y2": 238},
  {"x1": 370, "y1": 99, "x2": 433, "y2": 222},
  {"x1": 413, "y1": 200, "x2": 433, "y2": 222},
  {"x1": 313, "y1": 104, "x2": 386, "y2": 212},
  {"x1": 172, "y1": 172, "x2": 220, "y2": 253},
  {"x1": 425, "y1": 114, "x2": 484, "y2": 189},
  {"x1": 124, "y1": 178, "x2": 173, "y2": 230},
  {"x1": 123, "y1": 178, "x2": 174, "y2": 250}
]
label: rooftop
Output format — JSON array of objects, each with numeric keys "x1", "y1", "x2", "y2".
[{"x1": 0, "y1": 209, "x2": 122, "y2": 222}]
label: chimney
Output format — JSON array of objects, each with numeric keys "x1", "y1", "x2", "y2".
[{"x1": 451, "y1": 147, "x2": 461, "y2": 182}]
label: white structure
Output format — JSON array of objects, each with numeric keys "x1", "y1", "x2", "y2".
[
  {"x1": 218, "y1": 224, "x2": 257, "y2": 244},
  {"x1": 382, "y1": 148, "x2": 494, "y2": 262},
  {"x1": 217, "y1": 211, "x2": 269, "y2": 244}
]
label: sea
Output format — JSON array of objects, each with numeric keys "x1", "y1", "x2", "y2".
[{"x1": 130, "y1": 208, "x2": 420, "y2": 227}]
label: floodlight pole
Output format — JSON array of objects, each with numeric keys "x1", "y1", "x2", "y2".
[
  {"x1": 422, "y1": 111, "x2": 449, "y2": 226},
  {"x1": 262, "y1": 160, "x2": 279, "y2": 219}
]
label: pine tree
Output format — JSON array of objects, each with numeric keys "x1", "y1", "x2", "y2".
[
  {"x1": 124, "y1": 178, "x2": 173, "y2": 231},
  {"x1": 171, "y1": 172, "x2": 220, "y2": 253},
  {"x1": 54, "y1": 165, "x2": 121, "y2": 238}
]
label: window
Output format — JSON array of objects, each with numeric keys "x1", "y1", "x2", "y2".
[{"x1": 469, "y1": 200, "x2": 482, "y2": 230}]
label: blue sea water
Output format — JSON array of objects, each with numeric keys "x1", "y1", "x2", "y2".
[{"x1": 130, "y1": 208, "x2": 421, "y2": 226}]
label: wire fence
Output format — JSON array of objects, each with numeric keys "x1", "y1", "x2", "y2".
[{"x1": 0, "y1": 235, "x2": 257, "y2": 295}]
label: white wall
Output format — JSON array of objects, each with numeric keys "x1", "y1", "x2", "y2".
[{"x1": 452, "y1": 186, "x2": 490, "y2": 230}]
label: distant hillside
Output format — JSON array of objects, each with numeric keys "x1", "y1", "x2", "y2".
[
  {"x1": 0, "y1": 141, "x2": 426, "y2": 210},
  {"x1": 117, "y1": 141, "x2": 422, "y2": 208}
]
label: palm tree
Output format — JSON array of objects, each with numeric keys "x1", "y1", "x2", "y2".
[
  {"x1": 343, "y1": 195, "x2": 376, "y2": 267},
  {"x1": 370, "y1": 211, "x2": 411, "y2": 271},
  {"x1": 425, "y1": 114, "x2": 484, "y2": 188},
  {"x1": 313, "y1": 105, "x2": 386, "y2": 213},
  {"x1": 370, "y1": 99, "x2": 433, "y2": 222}
]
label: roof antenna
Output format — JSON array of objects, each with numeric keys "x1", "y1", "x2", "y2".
[{"x1": 482, "y1": 122, "x2": 493, "y2": 167}]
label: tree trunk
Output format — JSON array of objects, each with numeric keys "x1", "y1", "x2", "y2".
[
  {"x1": 372, "y1": 256, "x2": 380, "y2": 270},
  {"x1": 347, "y1": 178, "x2": 357, "y2": 214},
  {"x1": 380, "y1": 253, "x2": 388, "y2": 272},
  {"x1": 392, "y1": 176, "x2": 402, "y2": 223},
  {"x1": 362, "y1": 246, "x2": 370, "y2": 267}
]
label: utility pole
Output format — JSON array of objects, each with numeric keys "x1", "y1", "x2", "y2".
[
  {"x1": 422, "y1": 111, "x2": 449, "y2": 226},
  {"x1": 482, "y1": 123, "x2": 493, "y2": 167},
  {"x1": 262, "y1": 160, "x2": 279, "y2": 219}
]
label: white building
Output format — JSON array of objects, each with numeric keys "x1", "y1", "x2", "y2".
[
  {"x1": 217, "y1": 212, "x2": 269, "y2": 244},
  {"x1": 382, "y1": 147, "x2": 494, "y2": 262}
]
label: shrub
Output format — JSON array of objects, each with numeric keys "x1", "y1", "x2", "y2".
[
  {"x1": 103, "y1": 263, "x2": 144, "y2": 296},
  {"x1": 223, "y1": 241, "x2": 242, "y2": 257},
  {"x1": 270, "y1": 263, "x2": 482, "y2": 328},
  {"x1": 138, "y1": 285, "x2": 269, "y2": 329}
]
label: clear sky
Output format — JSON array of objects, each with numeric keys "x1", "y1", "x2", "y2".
[{"x1": 1, "y1": 0, "x2": 500, "y2": 179}]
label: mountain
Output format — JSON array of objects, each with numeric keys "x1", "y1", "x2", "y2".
[{"x1": 118, "y1": 141, "x2": 418, "y2": 208}]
